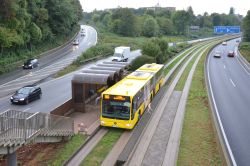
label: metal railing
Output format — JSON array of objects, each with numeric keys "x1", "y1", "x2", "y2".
[
  {"x1": 0, "y1": 110, "x2": 33, "y2": 119},
  {"x1": 0, "y1": 110, "x2": 74, "y2": 145}
]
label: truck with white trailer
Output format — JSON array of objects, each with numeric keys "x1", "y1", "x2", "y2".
[{"x1": 112, "y1": 46, "x2": 130, "y2": 62}]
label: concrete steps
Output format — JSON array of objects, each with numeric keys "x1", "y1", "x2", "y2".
[{"x1": 0, "y1": 110, "x2": 74, "y2": 154}]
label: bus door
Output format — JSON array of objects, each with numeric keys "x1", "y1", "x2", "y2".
[{"x1": 144, "y1": 82, "x2": 151, "y2": 109}]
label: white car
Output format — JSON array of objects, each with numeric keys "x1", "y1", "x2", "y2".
[
  {"x1": 222, "y1": 41, "x2": 227, "y2": 45},
  {"x1": 73, "y1": 39, "x2": 79, "y2": 45},
  {"x1": 213, "y1": 51, "x2": 221, "y2": 58}
]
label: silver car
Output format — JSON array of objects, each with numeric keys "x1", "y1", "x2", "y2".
[{"x1": 213, "y1": 51, "x2": 221, "y2": 58}]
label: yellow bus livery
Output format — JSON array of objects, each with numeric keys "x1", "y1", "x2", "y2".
[
  {"x1": 100, "y1": 63, "x2": 164, "y2": 129},
  {"x1": 137, "y1": 63, "x2": 164, "y2": 94}
]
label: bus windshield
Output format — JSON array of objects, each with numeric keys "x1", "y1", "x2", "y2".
[{"x1": 102, "y1": 100, "x2": 130, "y2": 120}]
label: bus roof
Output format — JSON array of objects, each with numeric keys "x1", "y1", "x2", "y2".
[
  {"x1": 137, "y1": 63, "x2": 164, "y2": 72},
  {"x1": 103, "y1": 71, "x2": 153, "y2": 97}
]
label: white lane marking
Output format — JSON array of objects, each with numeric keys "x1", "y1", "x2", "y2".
[
  {"x1": 0, "y1": 86, "x2": 22, "y2": 92},
  {"x1": 36, "y1": 67, "x2": 66, "y2": 74},
  {"x1": 17, "y1": 73, "x2": 54, "y2": 80},
  {"x1": 23, "y1": 108, "x2": 30, "y2": 112},
  {"x1": 229, "y1": 78, "x2": 236, "y2": 87},
  {"x1": 207, "y1": 53, "x2": 237, "y2": 166},
  {"x1": 0, "y1": 79, "x2": 40, "y2": 89},
  {"x1": 236, "y1": 56, "x2": 250, "y2": 76}
]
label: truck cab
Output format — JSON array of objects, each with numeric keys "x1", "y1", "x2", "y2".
[{"x1": 112, "y1": 46, "x2": 130, "y2": 62}]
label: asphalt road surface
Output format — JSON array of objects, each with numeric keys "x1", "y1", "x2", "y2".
[
  {"x1": 207, "y1": 38, "x2": 250, "y2": 166},
  {"x1": 0, "y1": 46, "x2": 141, "y2": 114},
  {"x1": 0, "y1": 25, "x2": 97, "y2": 98}
]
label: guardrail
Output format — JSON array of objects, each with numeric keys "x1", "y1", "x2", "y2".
[{"x1": 236, "y1": 48, "x2": 250, "y2": 72}]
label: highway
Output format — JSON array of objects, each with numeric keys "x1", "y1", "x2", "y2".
[
  {"x1": 0, "y1": 41, "x2": 141, "y2": 114},
  {"x1": 207, "y1": 38, "x2": 250, "y2": 166},
  {"x1": 0, "y1": 25, "x2": 97, "y2": 98}
]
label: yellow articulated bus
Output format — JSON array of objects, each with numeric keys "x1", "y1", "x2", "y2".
[
  {"x1": 100, "y1": 63, "x2": 164, "y2": 129},
  {"x1": 137, "y1": 63, "x2": 164, "y2": 94}
]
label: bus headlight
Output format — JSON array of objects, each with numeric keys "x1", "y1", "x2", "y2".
[
  {"x1": 126, "y1": 123, "x2": 131, "y2": 127},
  {"x1": 101, "y1": 121, "x2": 105, "y2": 125}
]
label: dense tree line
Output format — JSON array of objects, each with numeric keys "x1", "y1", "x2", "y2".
[
  {"x1": 84, "y1": 6, "x2": 243, "y2": 37},
  {"x1": 243, "y1": 10, "x2": 250, "y2": 42},
  {"x1": 0, "y1": 0, "x2": 82, "y2": 53}
]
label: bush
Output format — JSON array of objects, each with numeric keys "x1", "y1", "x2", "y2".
[
  {"x1": 239, "y1": 42, "x2": 250, "y2": 62},
  {"x1": 130, "y1": 55, "x2": 154, "y2": 71},
  {"x1": 73, "y1": 44, "x2": 113, "y2": 66},
  {"x1": 142, "y1": 40, "x2": 161, "y2": 58},
  {"x1": 142, "y1": 37, "x2": 170, "y2": 63},
  {"x1": 239, "y1": 42, "x2": 250, "y2": 50}
]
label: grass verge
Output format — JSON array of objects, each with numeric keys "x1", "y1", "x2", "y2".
[
  {"x1": 164, "y1": 53, "x2": 185, "y2": 75},
  {"x1": 177, "y1": 45, "x2": 223, "y2": 165},
  {"x1": 55, "y1": 31, "x2": 193, "y2": 77},
  {"x1": 239, "y1": 42, "x2": 250, "y2": 62},
  {"x1": 55, "y1": 64, "x2": 79, "y2": 78},
  {"x1": 81, "y1": 129, "x2": 123, "y2": 166},
  {"x1": 164, "y1": 45, "x2": 197, "y2": 75},
  {"x1": 48, "y1": 134, "x2": 87, "y2": 165},
  {"x1": 175, "y1": 53, "x2": 199, "y2": 91}
]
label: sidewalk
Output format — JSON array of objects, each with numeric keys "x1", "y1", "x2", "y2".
[{"x1": 69, "y1": 103, "x2": 100, "y2": 134}]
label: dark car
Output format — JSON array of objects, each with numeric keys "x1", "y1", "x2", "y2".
[
  {"x1": 228, "y1": 51, "x2": 235, "y2": 57},
  {"x1": 80, "y1": 29, "x2": 86, "y2": 36},
  {"x1": 23, "y1": 59, "x2": 39, "y2": 69},
  {"x1": 10, "y1": 85, "x2": 42, "y2": 104}
]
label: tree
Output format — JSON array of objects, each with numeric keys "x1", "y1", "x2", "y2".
[
  {"x1": 152, "y1": 38, "x2": 169, "y2": 63},
  {"x1": 142, "y1": 38, "x2": 169, "y2": 63},
  {"x1": 142, "y1": 40, "x2": 161, "y2": 60},
  {"x1": 157, "y1": 17, "x2": 174, "y2": 35},
  {"x1": 30, "y1": 22, "x2": 42, "y2": 42},
  {"x1": 243, "y1": 10, "x2": 250, "y2": 42},
  {"x1": 102, "y1": 13, "x2": 111, "y2": 27},
  {"x1": 199, "y1": 12, "x2": 213, "y2": 28},
  {"x1": 211, "y1": 13, "x2": 221, "y2": 26},
  {"x1": 92, "y1": 14, "x2": 100, "y2": 23},
  {"x1": 172, "y1": 10, "x2": 190, "y2": 34},
  {"x1": 142, "y1": 16, "x2": 159, "y2": 37},
  {"x1": 187, "y1": 6, "x2": 195, "y2": 25},
  {"x1": 155, "y1": 38, "x2": 168, "y2": 55},
  {"x1": 229, "y1": 7, "x2": 235, "y2": 15},
  {"x1": 46, "y1": 0, "x2": 80, "y2": 34},
  {"x1": 111, "y1": 8, "x2": 138, "y2": 36},
  {"x1": 0, "y1": 0, "x2": 14, "y2": 20}
]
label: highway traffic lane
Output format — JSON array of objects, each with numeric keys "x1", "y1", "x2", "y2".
[
  {"x1": 0, "y1": 26, "x2": 97, "y2": 98},
  {"x1": 0, "y1": 74, "x2": 73, "y2": 114},
  {"x1": 0, "y1": 25, "x2": 92, "y2": 86},
  {"x1": 0, "y1": 49, "x2": 141, "y2": 113},
  {"x1": 208, "y1": 42, "x2": 250, "y2": 165},
  {"x1": 0, "y1": 25, "x2": 96, "y2": 85}
]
